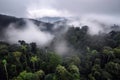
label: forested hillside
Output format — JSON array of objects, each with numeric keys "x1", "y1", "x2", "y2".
[{"x1": 0, "y1": 14, "x2": 120, "y2": 80}]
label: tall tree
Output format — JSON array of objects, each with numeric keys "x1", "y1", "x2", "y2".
[
  {"x1": 30, "y1": 56, "x2": 39, "y2": 72},
  {"x1": 35, "y1": 70, "x2": 45, "y2": 80},
  {"x1": 68, "y1": 64, "x2": 80, "y2": 80},
  {"x1": 13, "y1": 51, "x2": 22, "y2": 63},
  {"x1": 56, "y1": 65, "x2": 69, "y2": 80},
  {"x1": 2, "y1": 59, "x2": 8, "y2": 80}
]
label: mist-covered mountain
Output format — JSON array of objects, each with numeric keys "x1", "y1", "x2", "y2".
[
  {"x1": 0, "y1": 14, "x2": 70, "y2": 44},
  {"x1": 0, "y1": 14, "x2": 120, "y2": 38},
  {"x1": 0, "y1": 14, "x2": 53, "y2": 37},
  {"x1": 0, "y1": 14, "x2": 120, "y2": 80},
  {"x1": 0, "y1": 14, "x2": 55, "y2": 28},
  {"x1": 1, "y1": 13, "x2": 120, "y2": 50},
  {"x1": 37, "y1": 16, "x2": 67, "y2": 23}
]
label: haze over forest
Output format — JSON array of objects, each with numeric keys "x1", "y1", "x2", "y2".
[{"x1": 0, "y1": 0, "x2": 120, "y2": 80}]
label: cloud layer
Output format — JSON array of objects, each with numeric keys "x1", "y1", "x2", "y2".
[
  {"x1": 0, "y1": 0, "x2": 120, "y2": 18},
  {"x1": 5, "y1": 20, "x2": 54, "y2": 46}
]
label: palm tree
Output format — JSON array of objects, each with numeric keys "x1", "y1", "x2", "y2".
[
  {"x1": 30, "y1": 56, "x2": 38, "y2": 72},
  {"x1": 35, "y1": 70, "x2": 45, "y2": 80},
  {"x1": 13, "y1": 51, "x2": 23, "y2": 70},
  {"x1": 56, "y1": 65, "x2": 69, "y2": 80},
  {"x1": 2, "y1": 59, "x2": 8, "y2": 80},
  {"x1": 21, "y1": 45, "x2": 28, "y2": 67},
  {"x1": 13, "y1": 51, "x2": 22, "y2": 63}
]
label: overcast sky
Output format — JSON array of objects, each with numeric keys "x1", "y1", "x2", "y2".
[{"x1": 0, "y1": 0, "x2": 120, "y2": 18}]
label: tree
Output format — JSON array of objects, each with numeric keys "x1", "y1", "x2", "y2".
[
  {"x1": 35, "y1": 70, "x2": 45, "y2": 80},
  {"x1": 15, "y1": 71, "x2": 37, "y2": 80},
  {"x1": 55, "y1": 65, "x2": 69, "y2": 80},
  {"x1": 30, "y1": 56, "x2": 39, "y2": 72},
  {"x1": 94, "y1": 58, "x2": 101, "y2": 65},
  {"x1": 13, "y1": 51, "x2": 23, "y2": 72},
  {"x1": 88, "y1": 74, "x2": 96, "y2": 80},
  {"x1": 13, "y1": 51, "x2": 22, "y2": 63},
  {"x1": 64, "y1": 55, "x2": 80, "y2": 67},
  {"x1": 21, "y1": 44, "x2": 28, "y2": 68},
  {"x1": 101, "y1": 70, "x2": 112, "y2": 80},
  {"x1": 113, "y1": 48, "x2": 120, "y2": 58},
  {"x1": 91, "y1": 64, "x2": 102, "y2": 80},
  {"x1": 2, "y1": 59, "x2": 8, "y2": 80},
  {"x1": 68, "y1": 64, "x2": 80, "y2": 80},
  {"x1": 45, "y1": 74, "x2": 57, "y2": 80},
  {"x1": 10, "y1": 64, "x2": 17, "y2": 77},
  {"x1": 105, "y1": 62, "x2": 120, "y2": 79},
  {"x1": 0, "y1": 44, "x2": 9, "y2": 59},
  {"x1": 102, "y1": 47, "x2": 115, "y2": 63},
  {"x1": 46, "y1": 52, "x2": 61, "y2": 72},
  {"x1": 18, "y1": 40, "x2": 26, "y2": 45},
  {"x1": 30, "y1": 42, "x2": 37, "y2": 54}
]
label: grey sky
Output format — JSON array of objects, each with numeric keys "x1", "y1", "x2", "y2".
[{"x1": 0, "y1": 0, "x2": 120, "y2": 18}]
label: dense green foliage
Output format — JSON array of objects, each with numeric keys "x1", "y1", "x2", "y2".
[{"x1": 0, "y1": 26, "x2": 120, "y2": 80}]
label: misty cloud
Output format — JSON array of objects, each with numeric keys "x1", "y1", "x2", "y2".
[
  {"x1": 54, "y1": 40, "x2": 69, "y2": 55},
  {"x1": 1, "y1": 0, "x2": 119, "y2": 33},
  {"x1": 67, "y1": 14, "x2": 120, "y2": 35},
  {"x1": 5, "y1": 20, "x2": 54, "y2": 46}
]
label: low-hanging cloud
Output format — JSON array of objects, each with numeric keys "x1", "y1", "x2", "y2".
[
  {"x1": 54, "y1": 40, "x2": 69, "y2": 55},
  {"x1": 5, "y1": 20, "x2": 54, "y2": 46},
  {"x1": 67, "y1": 14, "x2": 120, "y2": 35},
  {"x1": 26, "y1": 7, "x2": 73, "y2": 18}
]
